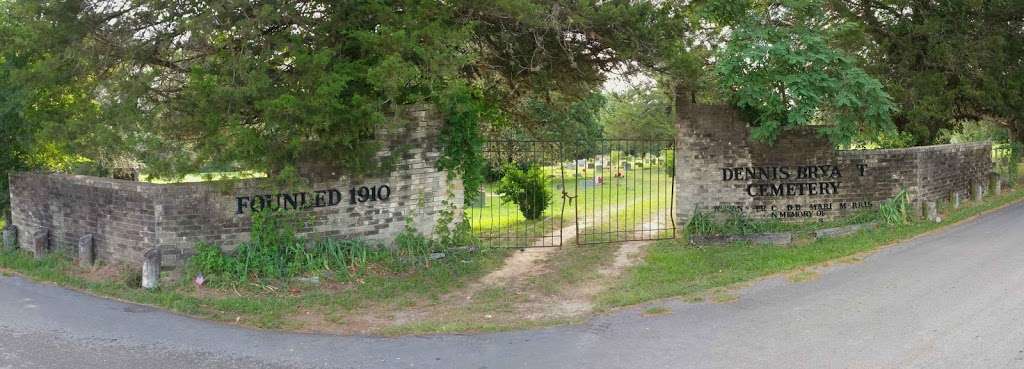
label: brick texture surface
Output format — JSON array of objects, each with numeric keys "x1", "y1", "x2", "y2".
[
  {"x1": 9, "y1": 105, "x2": 462, "y2": 266},
  {"x1": 675, "y1": 99, "x2": 992, "y2": 223}
]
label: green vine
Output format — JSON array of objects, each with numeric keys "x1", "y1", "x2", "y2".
[{"x1": 436, "y1": 83, "x2": 494, "y2": 205}]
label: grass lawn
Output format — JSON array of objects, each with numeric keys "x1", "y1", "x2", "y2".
[
  {"x1": 468, "y1": 166, "x2": 674, "y2": 245},
  {"x1": 596, "y1": 180, "x2": 1024, "y2": 309}
]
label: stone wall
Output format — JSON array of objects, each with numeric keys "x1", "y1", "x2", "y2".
[
  {"x1": 675, "y1": 99, "x2": 993, "y2": 223},
  {"x1": 9, "y1": 105, "x2": 461, "y2": 266}
]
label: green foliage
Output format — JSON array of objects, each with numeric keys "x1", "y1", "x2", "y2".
[
  {"x1": 0, "y1": 0, "x2": 689, "y2": 187},
  {"x1": 713, "y1": 0, "x2": 897, "y2": 145},
  {"x1": 848, "y1": 130, "x2": 918, "y2": 149},
  {"x1": 685, "y1": 211, "x2": 717, "y2": 236},
  {"x1": 994, "y1": 142, "x2": 1023, "y2": 187},
  {"x1": 437, "y1": 84, "x2": 492, "y2": 204},
  {"x1": 186, "y1": 209, "x2": 456, "y2": 284},
  {"x1": 519, "y1": 93, "x2": 607, "y2": 159},
  {"x1": 686, "y1": 207, "x2": 785, "y2": 236},
  {"x1": 878, "y1": 190, "x2": 910, "y2": 225},
  {"x1": 495, "y1": 165, "x2": 553, "y2": 220},
  {"x1": 831, "y1": 0, "x2": 1024, "y2": 144},
  {"x1": 434, "y1": 196, "x2": 478, "y2": 249},
  {"x1": 937, "y1": 120, "x2": 1011, "y2": 145},
  {"x1": 231, "y1": 210, "x2": 308, "y2": 281},
  {"x1": 601, "y1": 84, "x2": 675, "y2": 142},
  {"x1": 663, "y1": 149, "x2": 675, "y2": 177}
]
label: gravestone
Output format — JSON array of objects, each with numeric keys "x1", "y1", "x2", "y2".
[
  {"x1": 469, "y1": 190, "x2": 486, "y2": 208},
  {"x1": 32, "y1": 228, "x2": 49, "y2": 260},
  {"x1": 926, "y1": 202, "x2": 940, "y2": 222},
  {"x1": 142, "y1": 247, "x2": 161, "y2": 290},
  {"x1": 2, "y1": 226, "x2": 15, "y2": 251},
  {"x1": 78, "y1": 234, "x2": 94, "y2": 267}
]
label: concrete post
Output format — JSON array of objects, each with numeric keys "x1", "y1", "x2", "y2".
[
  {"x1": 953, "y1": 193, "x2": 960, "y2": 209},
  {"x1": 32, "y1": 228, "x2": 49, "y2": 260},
  {"x1": 974, "y1": 184, "x2": 985, "y2": 202},
  {"x1": 78, "y1": 234, "x2": 94, "y2": 268},
  {"x1": 2, "y1": 226, "x2": 16, "y2": 251},
  {"x1": 141, "y1": 247, "x2": 161, "y2": 290},
  {"x1": 994, "y1": 177, "x2": 1003, "y2": 196},
  {"x1": 926, "y1": 201, "x2": 940, "y2": 223}
]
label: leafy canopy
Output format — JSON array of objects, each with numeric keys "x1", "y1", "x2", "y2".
[
  {"x1": 600, "y1": 83, "x2": 675, "y2": 144},
  {"x1": 713, "y1": 0, "x2": 897, "y2": 145},
  {"x1": 1, "y1": 0, "x2": 686, "y2": 183},
  {"x1": 829, "y1": 0, "x2": 1024, "y2": 144}
]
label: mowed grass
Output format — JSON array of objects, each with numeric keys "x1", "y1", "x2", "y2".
[
  {"x1": 596, "y1": 181, "x2": 1024, "y2": 309},
  {"x1": 468, "y1": 167, "x2": 673, "y2": 234}
]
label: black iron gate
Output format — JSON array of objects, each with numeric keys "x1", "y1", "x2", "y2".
[
  {"x1": 467, "y1": 139, "x2": 675, "y2": 248},
  {"x1": 571, "y1": 139, "x2": 676, "y2": 244},
  {"x1": 468, "y1": 140, "x2": 568, "y2": 248}
]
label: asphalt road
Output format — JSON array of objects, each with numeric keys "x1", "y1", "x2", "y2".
[{"x1": 2, "y1": 202, "x2": 1024, "y2": 369}]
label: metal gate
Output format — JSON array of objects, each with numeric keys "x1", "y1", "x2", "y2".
[
  {"x1": 571, "y1": 139, "x2": 676, "y2": 244},
  {"x1": 467, "y1": 139, "x2": 675, "y2": 248}
]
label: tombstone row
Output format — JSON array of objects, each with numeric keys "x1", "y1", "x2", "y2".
[
  {"x1": 2, "y1": 225, "x2": 163, "y2": 289},
  {"x1": 916, "y1": 176, "x2": 1003, "y2": 223}
]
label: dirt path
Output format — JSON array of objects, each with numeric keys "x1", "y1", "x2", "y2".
[{"x1": 294, "y1": 201, "x2": 670, "y2": 334}]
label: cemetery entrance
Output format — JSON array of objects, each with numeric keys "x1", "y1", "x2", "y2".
[{"x1": 468, "y1": 139, "x2": 676, "y2": 248}]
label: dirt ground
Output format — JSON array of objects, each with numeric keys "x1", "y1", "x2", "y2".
[{"x1": 291, "y1": 218, "x2": 663, "y2": 335}]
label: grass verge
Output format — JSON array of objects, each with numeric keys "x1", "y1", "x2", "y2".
[
  {"x1": 596, "y1": 184, "x2": 1024, "y2": 309},
  {"x1": 0, "y1": 245, "x2": 510, "y2": 332}
]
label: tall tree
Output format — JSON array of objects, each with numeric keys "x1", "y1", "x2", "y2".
[
  {"x1": 830, "y1": 0, "x2": 1024, "y2": 144},
  {"x1": 1, "y1": 0, "x2": 689, "y2": 184},
  {"x1": 711, "y1": 0, "x2": 898, "y2": 145},
  {"x1": 600, "y1": 84, "x2": 675, "y2": 145}
]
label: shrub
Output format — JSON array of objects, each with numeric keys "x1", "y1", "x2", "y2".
[
  {"x1": 496, "y1": 164, "x2": 553, "y2": 220},
  {"x1": 231, "y1": 209, "x2": 308, "y2": 280},
  {"x1": 686, "y1": 207, "x2": 784, "y2": 236},
  {"x1": 185, "y1": 209, "x2": 457, "y2": 284},
  {"x1": 878, "y1": 190, "x2": 910, "y2": 225},
  {"x1": 185, "y1": 243, "x2": 236, "y2": 285},
  {"x1": 686, "y1": 211, "x2": 716, "y2": 235}
]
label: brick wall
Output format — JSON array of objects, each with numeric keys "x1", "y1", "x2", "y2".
[
  {"x1": 9, "y1": 105, "x2": 462, "y2": 266},
  {"x1": 675, "y1": 98, "x2": 992, "y2": 223}
]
